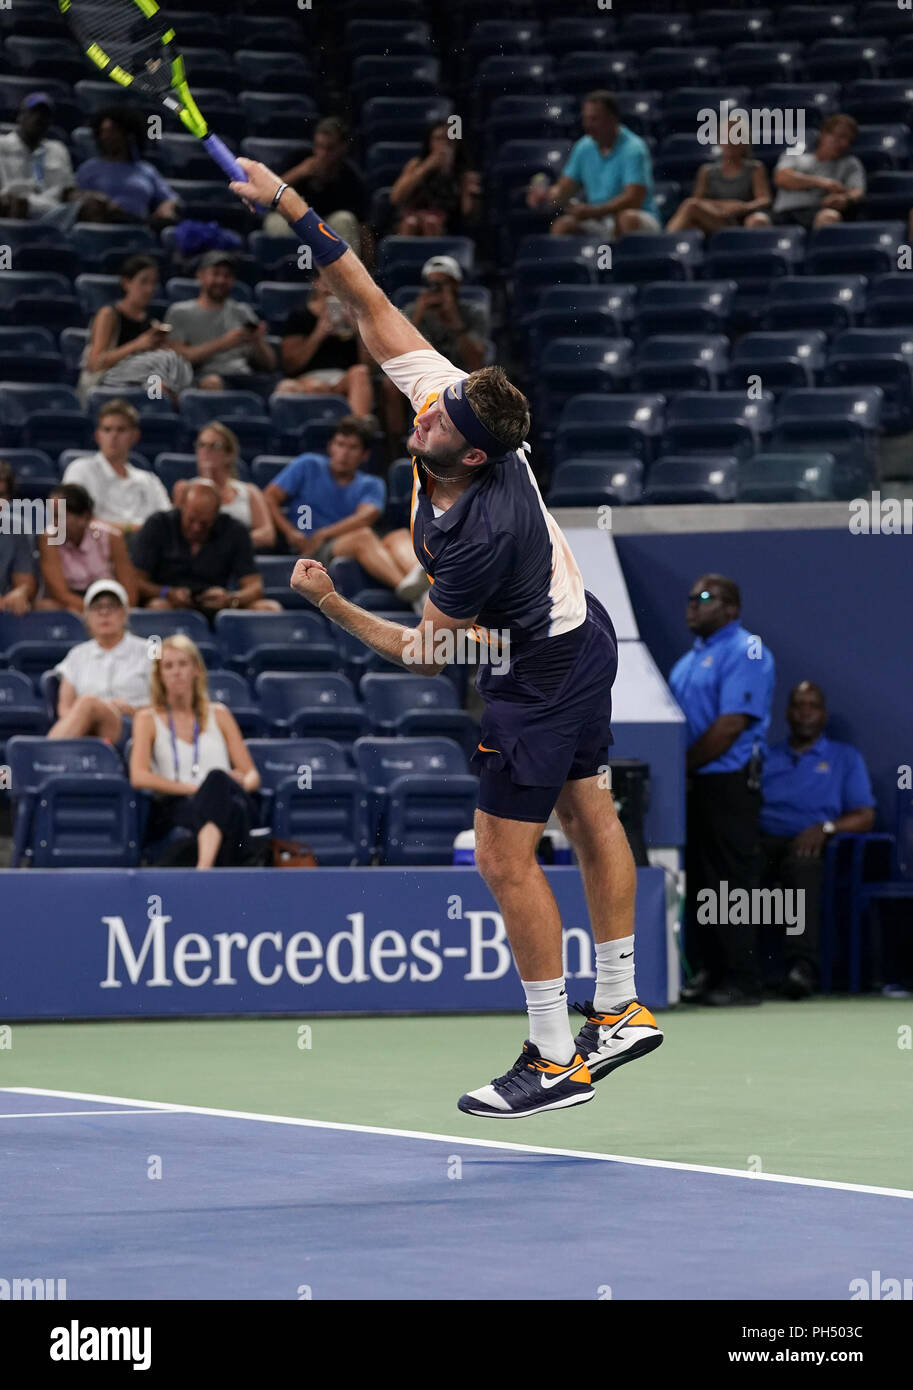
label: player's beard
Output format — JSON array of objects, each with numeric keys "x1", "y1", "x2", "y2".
[{"x1": 413, "y1": 440, "x2": 476, "y2": 484}]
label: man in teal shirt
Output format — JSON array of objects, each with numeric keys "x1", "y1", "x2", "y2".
[{"x1": 527, "y1": 90, "x2": 661, "y2": 237}]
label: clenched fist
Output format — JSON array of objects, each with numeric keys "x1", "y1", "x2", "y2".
[{"x1": 291, "y1": 558, "x2": 335, "y2": 607}]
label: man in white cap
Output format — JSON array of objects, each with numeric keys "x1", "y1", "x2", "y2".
[
  {"x1": 48, "y1": 578, "x2": 151, "y2": 743},
  {"x1": 383, "y1": 255, "x2": 487, "y2": 444}
]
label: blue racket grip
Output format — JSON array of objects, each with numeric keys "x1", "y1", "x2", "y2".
[{"x1": 203, "y1": 134, "x2": 265, "y2": 212}]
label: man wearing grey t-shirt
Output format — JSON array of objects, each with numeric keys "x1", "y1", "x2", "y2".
[
  {"x1": 753, "y1": 114, "x2": 865, "y2": 231},
  {"x1": 165, "y1": 251, "x2": 277, "y2": 390}
]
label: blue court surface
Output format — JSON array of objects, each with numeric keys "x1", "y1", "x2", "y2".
[{"x1": 2, "y1": 1087, "x2": 911, "y2": 1301}]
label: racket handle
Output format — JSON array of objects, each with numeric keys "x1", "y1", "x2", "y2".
[{"x1": 203, "y1": 134, "x2": 264, "y2": 212}]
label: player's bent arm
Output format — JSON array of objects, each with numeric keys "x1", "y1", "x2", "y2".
[{"x1": 317, "y1": 591, "x2": 475, "y2": 678}]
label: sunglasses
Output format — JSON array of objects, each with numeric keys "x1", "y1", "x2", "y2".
[{"x1": 687, "y1": 590, "x2": 717, "y2": 604}]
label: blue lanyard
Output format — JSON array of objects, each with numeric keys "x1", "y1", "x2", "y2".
[
  {"x1": 30, "y1": 146, "x2": 45, "y2": 184},
  {"x1": 169, "y1": 716, "x2": 199, "y2": 783}
]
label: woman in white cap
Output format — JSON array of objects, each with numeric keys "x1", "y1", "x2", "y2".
[
  {"x1": 48, "y1": 577, "x2": 150, "y2": 742},
  {"x1": 129, "y1": 634, "x2": 260, "y2": 868}
]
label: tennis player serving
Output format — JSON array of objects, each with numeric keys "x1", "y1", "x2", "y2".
[{"x1": 229, "y1": 160, "x2": 663, "y2": 1117}]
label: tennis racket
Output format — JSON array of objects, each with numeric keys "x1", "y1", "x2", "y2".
[{"x1": 59, "y1": 0, "x2": 261, "y2": 205}]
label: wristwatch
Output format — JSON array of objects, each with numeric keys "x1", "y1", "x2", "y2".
[
  {"x1": 822, "y1": 821, "x2": 836, "y2": 836},
  {"x1": 230, "y1": 595, "x2": 240, "y2": 609}
]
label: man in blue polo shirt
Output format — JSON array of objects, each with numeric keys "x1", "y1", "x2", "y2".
[
  {"x1": 263, "y1": 414, "x2": 390, "y2": 572},
  {"x1": 527, "y1": 90, "x2": 661, "y2": 238},
  {"x1": 670, "y1": 574, "x2": 776, "y2": 1006},
  {"x1": 762, "y1": 680, "x2": 875, "y2": 999}
]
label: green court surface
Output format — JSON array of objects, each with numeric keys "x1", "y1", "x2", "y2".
[{"x1": 2, "y1": 999, "x2": 911, "y2": 1190}]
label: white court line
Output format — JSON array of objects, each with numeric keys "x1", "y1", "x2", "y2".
[
  {"x1": 0, "y1": 1109, "x2": 183, "y2": 1119},
  {"x1": 5, "y1": 1086, "x2": 913, "y2": 1201}
]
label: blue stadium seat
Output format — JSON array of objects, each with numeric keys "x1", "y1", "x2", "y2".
[
  {"x1": 385, "y1": 457, "x2": 415, "y2": 529},
  {"x1": 255, "y1": 281, "x2": 305, "y2": 330},
  {"x1": 360, "y1": 672, "x2": 478, "y2": 758},
  {"x1": 6, "y1": 735, "x2": 137, "y2": 868},
  {"x1": 539, "y1": 339, "x2": 635, "y2": 425},
  {"x1": 205, "y1": 669, "x2": 268, "y2": 739},
  {"x1": 364, "y1": 141, "x2": 421, "y2": 191},
  {"x1": 360, "y1": 96, "x2": 451, "y2": 145},
  {"x1": 234, "y1": 51, "x2": 313, "y2": 91},
  {"x1": 693, "y1": 10, "x2": 771, "y2": 44},
  {"x1": 863, "y1": 171, "x2": 913, "y2": 221},
  {"x1": 0, "y1": 448, "x2": 57, "y2": 480},
  {"x1": 660, "y1": 85, "x2": 750, "y2": 133},
  {"x1": 620, "y1": 13, "x2": 693, "y2": 49},
  {"x1": 246, "y1": 737, "x2": 371, "y2": 862},
  {"x1": 352, "y1": 736, "x2": 478, "y2": 866},
  {"x1": 0, "y1": 219, "x2": 67, "y2": 249},
  {"x1": 722, "y1": 42, "x2": 804, "y2": 85},
  {"x1": 69, "y1": 224, "x2": 157, "y2": 268},
  {"x1": 843, "y1": 79, "x2": 913, "y2": 125},
  {"x1": 255, "y1": 672, "x2": 368, "y2": 741},
  {"x1": 377, "y1": 237, "x2": 475, "y2": 294},
  {"x1": 74, "y1": 274, "x2": 120, "y2": 317},
  {"x1": 633, "y1": 281, "x2": 736, "y2": 338},
  {"x1": 467, "y1": 20, "x2": 543, "y2": 62},
  {"x1": 179, "y1": 390, "x2": 272, "y2": 455},
  {"x1": 351, "y1": 589, "x2": 411, "y2": 614},
  {"x1": 214, "y1": 611, "x2": 337, "y2": 677},
  {"x1": 268, "y1": 394, "x2": 350, "y2": 453},
  {"x1": 631, "y1": 335, "x2": 729, "y2": 391},
  {"x1": 251, "y1": 455, "x2": 293, "y2": 490},
  {"x1": 825, "y1": 329, "x2": 913, "y2": 433},
  {"x1": 0, "y1": 272, "x2": 78, "y2": 333},
  {"x1": 345, "y1": 19, "x2": 431, "y2": 58},
  {"x1": 246, "y1": 231, "x2": 306, "y2": 280},
  {"x1": 653, "y1": 132, "x2": 710, "y2": 183},
  {"x1": 152, "y1": 453, "x2": 197, "y2": 495},
  {"x1": 125, "y1": 608, "x2": 218, "y2": 662},
  {"x1": 256, "y1": 556, "x2": 296, "y2": 589},
  {"x1": 755, "y1": 82, "x2": 841, "y2": 121},
  {"x1": 166, "y1": 276, "x2": 254, "y2": 305},
  {"x1": 761, "y1": 276, "x2": 867, "y2": 333},
  {"x1": 0, "y1": 671, "x2": 49, "y2": 760},
  {"x1": 0, "y1": 382, "x2": 90, "y2": 453},
  {"x1": 736, "y1": 452, "x2": 839, "y2": 502},
  {"x1": 640, "y1": 47, "x2": 719, "y2": 88},
  {"x1": 865, "y1": 2, "x2": 913, "y2": 39},
  {"x1": 554, "y1": 393, "x2": 665, "y2": 464},
  {"x1": 545, "y1": 17, "x2": 617, "y2": 56},
  {"x1": 238, "y1": 92, "x2": 319, "y2": 138},
  {"x1": 556, "y1": 51, "x2": 639, "y2": 99},
  {"x1": 486, "y1": 94, "x2": 578, "y2": 151},
  {"x1": 86, "y1": 387, "x2": 175, "y2": 420},
  {"x1": 528, "y1": 303, "x2": 635, "y2": 362},
  {"x1": 333, "y1": 613, "x2": 421, "y2": 686},
  {"x1": 725, "y1": 330, "x2": 828, "y2": 390},
  {"x1": 352, "y1": 55, "x2": 442, "y2": 107},
  {"x1": 660, "y1": 391, "x2": 774, "y2": 460},
  {"x1": 240, "y1": 139, "x2": 310, "y2": 174},
  {"x1": 546, "y1": 458, "x2": 645, "y2": 507},
  {"x1": 610, "y1": 232, "x2": 704, "y2": 283},
  {"x1": 3, "y1": 36, "x2": 86, "y2": 83},
  {"x1": 616, "y1": 90, "x2": 664, "y2": 139},
  {"x1": 512, "y1": 258, "x2": 596, "y2": 316},
  {"x1": 805, "y1": 221, "x2": 905, "y2": 276},
  {"x1": 853, "y1": 124, "x2": 910, "y2": 172},
  {"x1": 806, "y1": 38, "x2": 887, "y2": 83},
  {"x1": 475, "y1": 55, "x2": 556, "y2": 114},
  {"x1": 864, "y1": 274, "x2": 913, "y2": 327},
  {"x1": 770, "y1": 386, "x2": 883, "y2": 496},
  {"x1": 0, "y1": 325, "x2": 64, "y2": 383},
  {"x1": 528, "y1": 283, "x2": 637, "y2": 332},
  {"x1": 642, "y1": 454, "x2": 740, "y2": 504}
]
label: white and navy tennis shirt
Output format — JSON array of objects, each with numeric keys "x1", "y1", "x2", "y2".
[{"x1": 381, "y1": 347, "x2": 588, "y2": 661}]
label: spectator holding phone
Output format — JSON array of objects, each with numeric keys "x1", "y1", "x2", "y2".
[
  {"x1": 390, "y1": 121, "x2": 482, "y2": 236},
  {"x1": 164, "y1": 251, "x2": 276, "y2": 390},
  {"x1": 272, "y1": 277, "x2": 373, "y2": 413},
  {"x1": 79, "y1": 253, "x2": 193, "y2": 404}
]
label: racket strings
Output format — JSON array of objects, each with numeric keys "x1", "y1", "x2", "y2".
[{"x1": 65, "y1": 0, "x2": 173, "y2": 95}]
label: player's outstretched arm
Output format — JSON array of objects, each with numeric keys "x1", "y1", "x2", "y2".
[{"x1": 230, "y1": 159, "x2": 431, "y2": 367}]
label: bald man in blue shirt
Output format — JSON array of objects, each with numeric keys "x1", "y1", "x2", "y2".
[
  {"x1": 762, "y1": 681, "x2": 875, "y2": 998},
  {"x1": 670, "y1": 574, "x2": 775, "y2": 1006}
]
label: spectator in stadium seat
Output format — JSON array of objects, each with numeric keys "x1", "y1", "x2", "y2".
[
  {"x1": 71, "y1": 104, "x2": 180, "y2": 229},
  {"x1": 761, "y1": 680, "x2": 876, "y2": 1000},
  {"x1": 171, "y1": 422, "x2": 275, "y2": 551},
  {"x1": 265, "y1": 117, "x2": 368, "y2": 258},
  {"x1": 0, "y1": 460, "x2": 37, "y2": 615},
  {"x1": 390, "y1": 120, "x2": 482, "y2": 236},
  {"x1": 0, "y1": 92, "x2": 75, "y2": 220},
  {"x1": 78, "y1": 253, "x2": 193, "y2": 406},
  {"x1": 38, "y1": 483, "x2": 138, "y2": 612},
  {"x1": 527, "y1": 90, "x2": 661, "y2": 238},
  {"x1": 665, "y1": 118, "x2": 771, "y2": 234},
  {"x1": 383, "y1": 255, "x2": 487, "y2": 441},
  {"x1": 264, "y1": 413, "x2": 387, "y2": 559},
  {"x1": 47, "y1": 577, "x2": 150, "y2": 742},
  {"x1": 752, "y1": 114, "x2": 865, "y2": 230},
  {"x1": 130, "y1": 633, "x2": 260, "y2": 868},
  {"x1": 133, "y1": 478, "x2": 280, "y2": 615},
  {"x1": 62, "y1": 399, "x2": 171, "y2": 535},
  {"x1": 272, "y1": 277, "x2": 373, "y2": 415},
  {"x1": 669, "y1": 574, "x2": 775, "y2": 1007},
  {"x1": 164, "y1": 250, "x2": 276, "y2": 391}
]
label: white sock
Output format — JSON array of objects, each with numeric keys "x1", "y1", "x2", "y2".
[
  {"x1": 521, "y1": 976, "x2": 574, "y2": 1063},
  {"x1": 594, "y1": 937, "x2": 636, "y2": 1013}
]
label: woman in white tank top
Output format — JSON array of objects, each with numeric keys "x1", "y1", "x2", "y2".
[
  {"x1": 129, "y1": 634, "x2": 260, "y2": 867},
  {"x1": 172, "y1": 422, "x2": 275, "y2": 550}
]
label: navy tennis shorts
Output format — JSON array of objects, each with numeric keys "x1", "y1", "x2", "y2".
[{"x1": 472, "y1": 592, "x2": 618, "y2": 823}]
